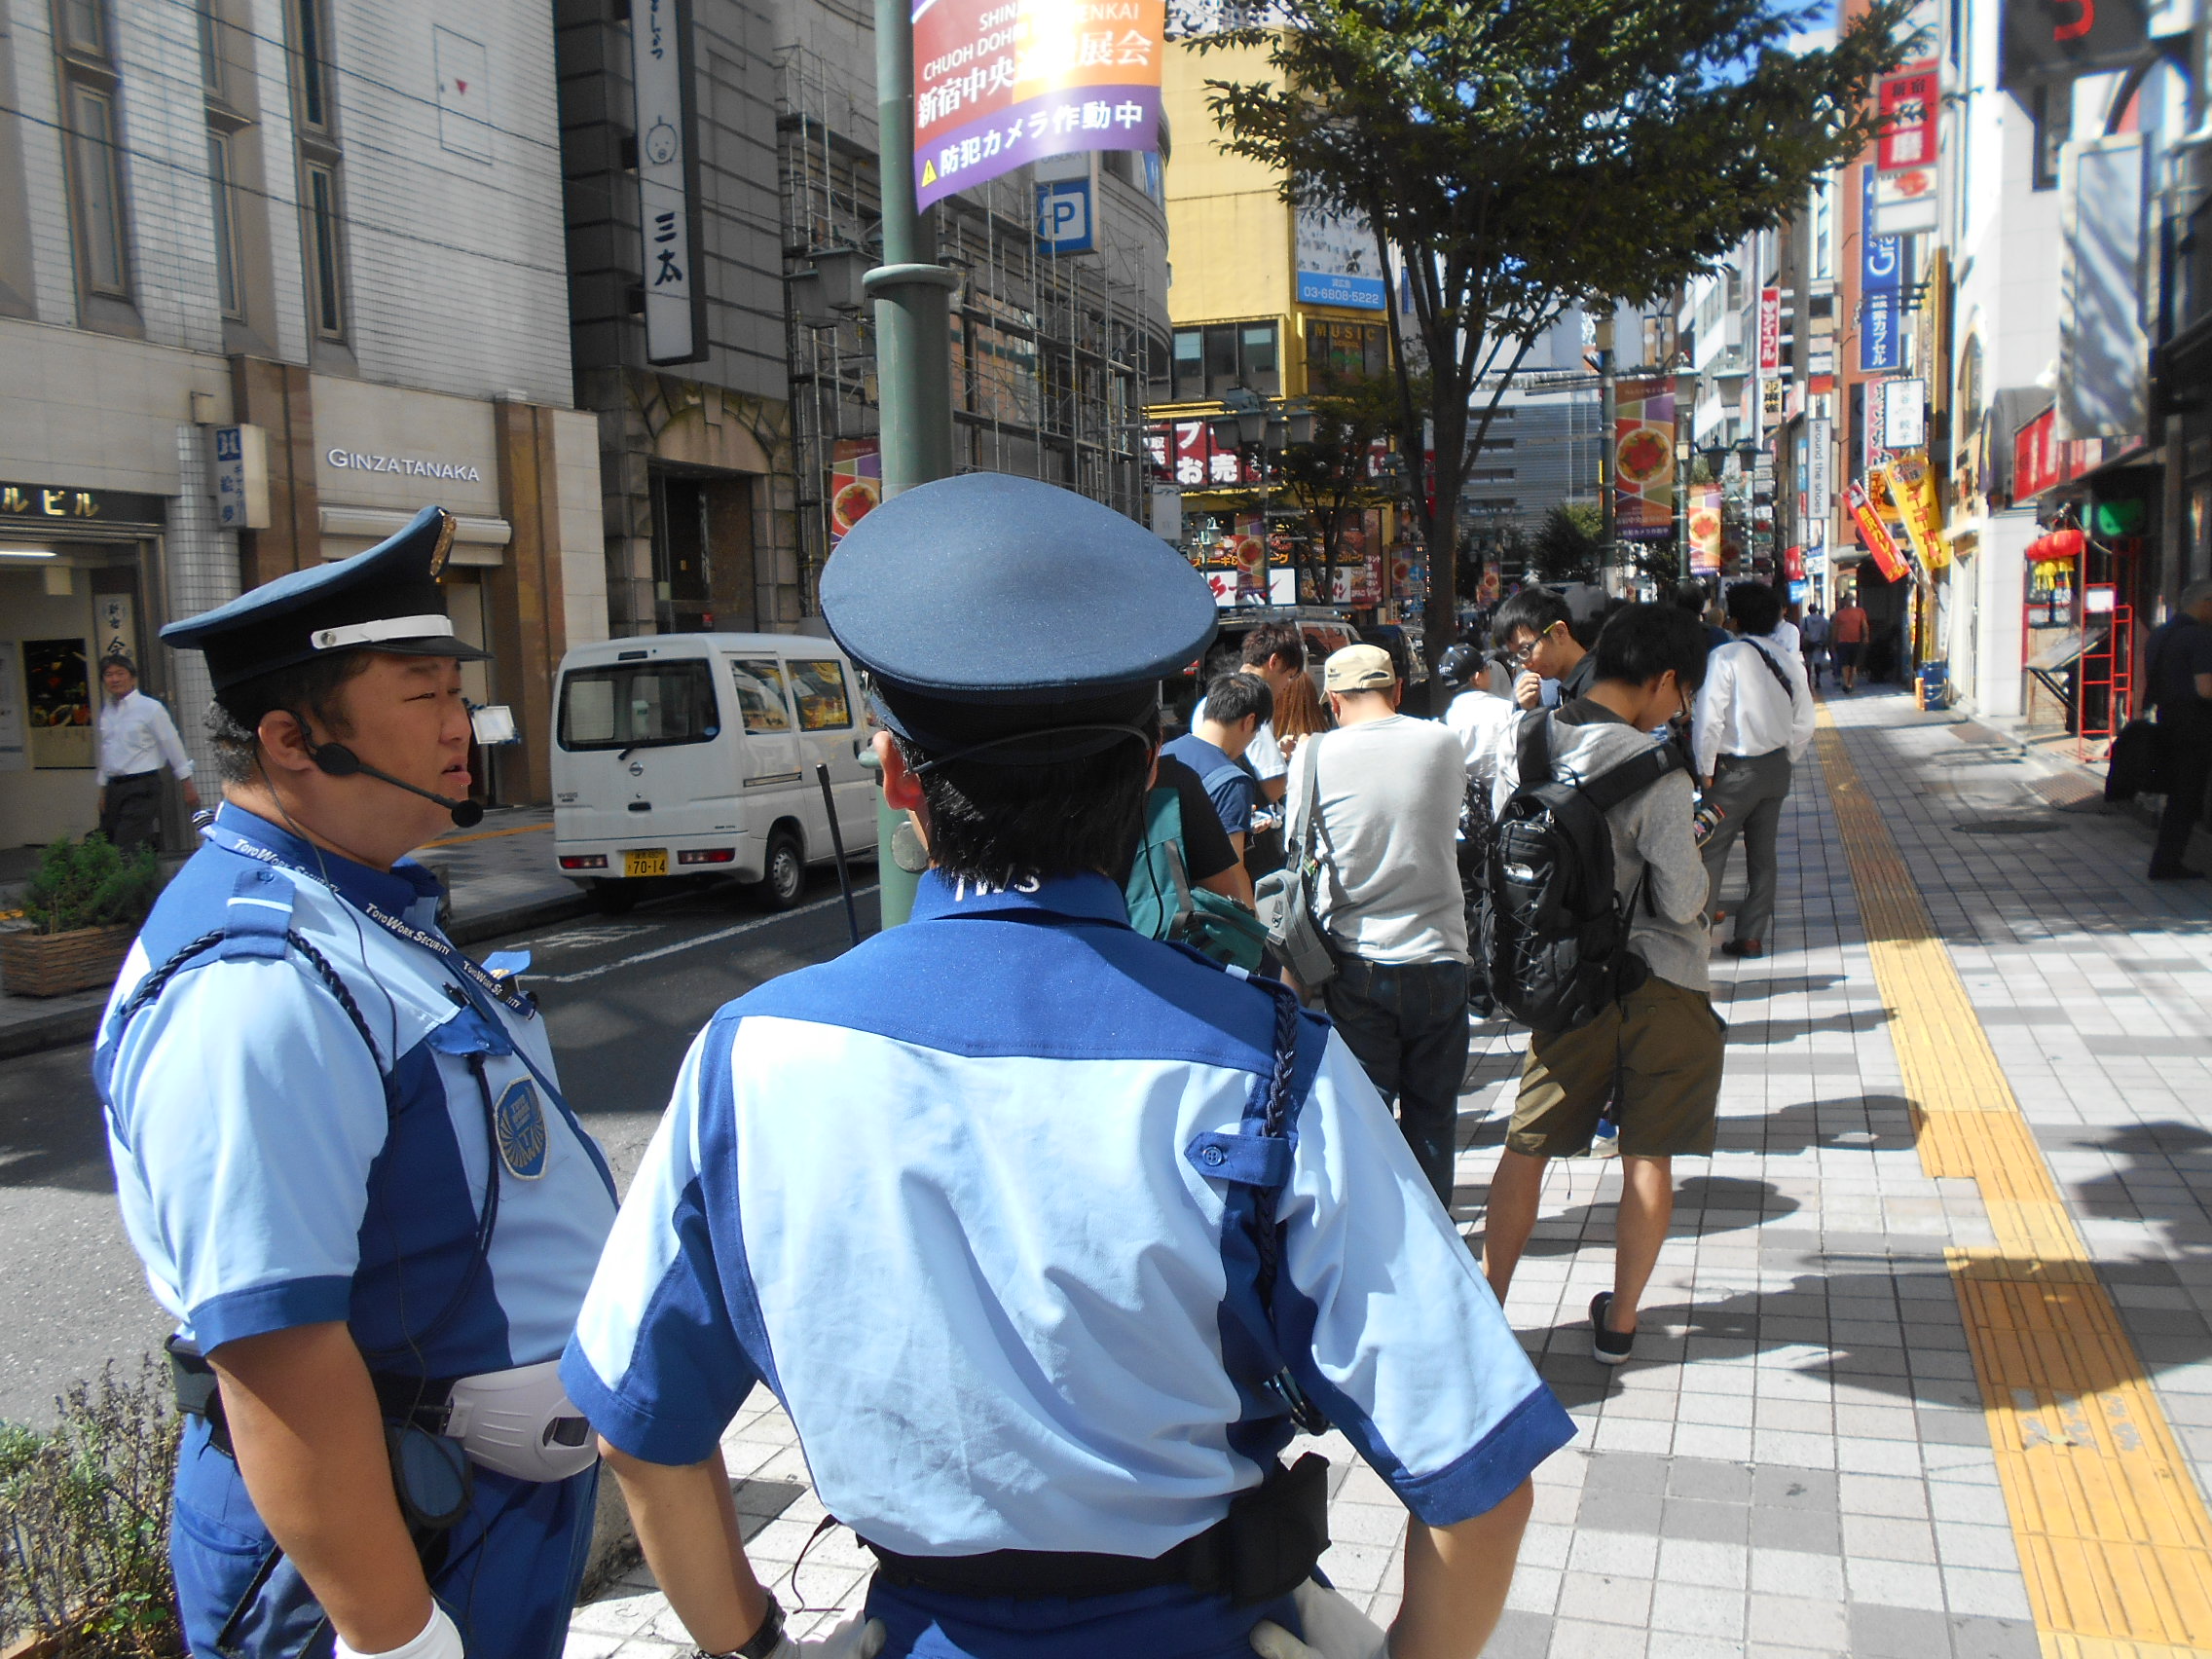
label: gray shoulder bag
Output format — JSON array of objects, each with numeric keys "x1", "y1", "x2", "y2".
[{"x1": 1252, "y1": 734, "x2": 1338, "y2": 990}]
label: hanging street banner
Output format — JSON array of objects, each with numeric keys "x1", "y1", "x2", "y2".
[
  {"x1": 913, "y1": 0, "x2": 1164, "y2": 209},
  {"x1": 1613, "y1": 377, "x2": 1677, "y2": 542},
  {"x1": 1689, "y1": 487, "x2": 1722, "y2": 577},
  {"x1": 1848, "y1": 478, "x2": 1910, "y2": 581},
  {"x1": 632, "y1": 0, "x2": 708, "y2": 364},
  {"x1": 1885, "y1": 454, "x2": 1948, "y2": 570}
]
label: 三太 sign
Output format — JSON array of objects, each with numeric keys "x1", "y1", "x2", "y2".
[{"x1": 913, "y1": 0, "x2": 1164, "y2": 209}]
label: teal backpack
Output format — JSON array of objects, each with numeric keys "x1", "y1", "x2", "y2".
[{"x1": 1124, "y1": 785, "x2": 1270, "y2": 971}]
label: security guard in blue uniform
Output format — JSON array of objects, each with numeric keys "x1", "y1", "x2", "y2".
[
  {"x1": 562, "y1": 475, "x2": 1572, "y2": 1659},
  {"x1": 97, "y1": 507, "x2": 619, "y2": 1659}
]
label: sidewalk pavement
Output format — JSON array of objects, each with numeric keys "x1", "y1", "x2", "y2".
[
  {"x1": 0, "y1": 806, "x2": 585, "y2": 1058},
  {"x1": 567, "y1": 687, "x2": 2212, "y2": 1659}
]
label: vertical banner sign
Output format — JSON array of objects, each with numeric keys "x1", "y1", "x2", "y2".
[
  {"x1": 1808, "y1": 416, "x2": 1832, "y2": 539},
  {"x1": 1758, "y1": 287, "x2": 1782, "y2": 373},
  {"x1": 632, "y1": 0, "x2": 706, "y2": 365},
  {"x1": 1689, "y1": 487, "x2": 1723, "y2": 577},
  {"x1": 1886, "y1": 453, "x2": 1947, "y2": 569},
  {"x1": 1876, "y1": 63, "x2": 1938, "y2": 170},
  {"x1": 1612, "y1": 378, "x2": 1677, "y2": 543},
  {"x1": 914, "y1": 0, "x2": 1165, "y2": 210},
  {"x1": 1848, "y1": 479, "x2": 1909, "y2": 581},
  {"x1": 1860, "y1": 168, "x2": 1903, "y2": 372},
  {"x1": 828, "y1": 440, "x2": 882, "y2": 546}
]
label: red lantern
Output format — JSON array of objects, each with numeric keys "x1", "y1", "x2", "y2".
[{"x1": 2048, "y1": 528, "x2": 2085, "y2": 558}]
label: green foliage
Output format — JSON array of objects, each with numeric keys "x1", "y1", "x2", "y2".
[
  {"x1": 1274, "y1": 367, "x2": 1408, "y2": 581},
  {"x1": 1529, "y1": 502, "x2": 1604, "y2": 583},
  {"x1": 19, "y1": 835, "x2": 159, "y2": 937},
  {"x1": 1195, "y1": 0, "x2": 1915, "y2": 681},
  {"x1": 0, "y1": 1359, "x2": 183, "y2": 1659}
]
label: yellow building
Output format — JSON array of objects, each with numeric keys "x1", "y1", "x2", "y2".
[{"x1": 1150, "y1": 38, "x2": 1398, "y2": 608}]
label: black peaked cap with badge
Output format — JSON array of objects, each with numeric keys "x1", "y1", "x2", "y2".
[
  {"x1": 163, "y1": 505, "x2": 492, "y2": 693},
  {"x1": 820, "y1": 473, "x2": 1218, "y2": 766}
]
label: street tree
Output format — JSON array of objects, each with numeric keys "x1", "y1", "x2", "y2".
[
  {"x1": 1529, "y1": 502, "x2": 1604, "y2": 584},
  {"x1": 1273, "y1": 366, "x2": 1407, "y2": 602},
  {"x1": 1196, "y1": 0, "x2": 1913, "y2": 699}
]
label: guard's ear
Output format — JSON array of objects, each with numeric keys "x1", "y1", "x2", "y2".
[
  {"x1": 254, "y1": 708, "x2": 320, "y2": 776},
  {"x1": 873, "y1": 729, "x2": 925, "y2": 813}
]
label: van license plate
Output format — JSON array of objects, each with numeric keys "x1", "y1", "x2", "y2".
[{"x1": 624, "y1": 849, "x2": 669, "y2": 879}]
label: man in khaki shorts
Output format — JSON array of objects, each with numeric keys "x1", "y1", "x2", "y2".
[{"x1": 1474, "y1": 605, "x2": 1726, "y2": 1364}]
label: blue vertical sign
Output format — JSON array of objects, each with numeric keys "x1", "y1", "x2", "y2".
[{"x1": 1859, "y1": 166, "x2": 1903, "y2": 373}]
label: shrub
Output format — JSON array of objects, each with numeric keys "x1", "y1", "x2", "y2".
[
  {"x1": 18, "y1": 836, "x2": 160, "y2": 937},
  {"x1": 0, "y1": 1358, "x2": 182, "y2": 1659}
]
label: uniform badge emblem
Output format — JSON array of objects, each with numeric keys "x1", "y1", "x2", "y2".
[{"x1": 494, "y1": 1079, "x2": 548, "y2": 1179}]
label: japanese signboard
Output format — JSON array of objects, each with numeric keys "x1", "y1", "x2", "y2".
[
  {"x1": 1295, "y1": 206, "x2": 1387, "y2": 311},
  {"x1": 1151, "y1": 419, "x2": 1253, "y2": 489},
  {"x1": 1613, "y1": 378, "x2": 1677, "y2": 542},
  {"x1": 1883, "y1": 379, "x2": 1928, "y2": 451},
  {"x1": 1689, "y1": 486, "x2": 1722, "y2": 577},
  {"x1": 213, "y1": 424, "x2": 271, "y2": 530},
  {"x1": 2000, "y1": 0, "x2": 2148, "y2": 89},
  {"x1": 1847, "y1": 480, "x2": 1909, "y2": 582},
  {"x1": 1808, "y1": 417, "x2": 1833, "y2": 530},
  {"x1": 632, "y1": 0, "x2": 707, "y2": 364},
  {"x1": 1758, "y1": 287, "x2": 1781, "y2": 373},
  {"x1": 828, "y1": 440, "x2": 881, "y2": 547},
  {"x1": 1860, "y1": 168, "x2": 1904, "y2": 373},
  {"x1": 913, "y1": 0, "x2": 1164, "y2": 210},
  {"x1": 1885, "y1": 453, "x2": 1947, "y2": 570},
  {"x1": 1876, "y1": 63, "x2": 1938, "y2": 171}
]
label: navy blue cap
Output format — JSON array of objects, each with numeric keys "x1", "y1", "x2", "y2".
[
  {"x1": 162, "y1": 505, "x2": 492, "y2": 692},
  {"x1": 820, "y1": 473, "x2": 1216, "y2": 765}
]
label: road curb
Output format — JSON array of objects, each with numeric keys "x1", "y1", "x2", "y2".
[{"x1": 0, "y1": 892, "x2": 596, "y2": 1060}]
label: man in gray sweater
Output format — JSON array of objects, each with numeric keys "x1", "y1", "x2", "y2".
[
  {"x1": 1289, "y1": 644, "x2": 1472, "y2": 1206},
  {"x1": 1473, "y1": 606, "x2": 1723, "y2": 1365}
]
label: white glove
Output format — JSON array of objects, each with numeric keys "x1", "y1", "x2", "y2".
[
  {"x1": 335, "y1": 1605, "x2": 462, "y2": 1659},
  {"x1": 1249, "y1": 1581, "x2": 1389, "y2": 1659},
  {"x1": 770, "y1": 1614, "x2": 887, "y2": 1658}
]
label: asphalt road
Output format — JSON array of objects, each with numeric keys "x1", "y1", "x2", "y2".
[{"x1": 0, "y1": 869, "x2": 879, "y2": 1424}]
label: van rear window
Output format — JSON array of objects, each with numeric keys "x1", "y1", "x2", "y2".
[{"x1": 558, "y1": 659, "x2": 719, "y2": 751}]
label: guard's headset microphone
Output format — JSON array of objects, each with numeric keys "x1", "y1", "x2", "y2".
[{"x1": 300, "y1": 719, "x2": 485, "y2": 829}]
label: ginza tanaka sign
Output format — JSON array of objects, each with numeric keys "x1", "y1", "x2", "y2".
[{"x1": 327, "y1": 449, "x2": 484, "y2": 482}]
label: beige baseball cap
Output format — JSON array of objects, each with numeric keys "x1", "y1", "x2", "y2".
[{"x1": 1324, "y1": 643, "x2": 1397, "y2": 691}]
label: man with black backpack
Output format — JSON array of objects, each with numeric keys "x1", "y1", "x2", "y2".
[
  {"x1": 1475, "y1": 605, "x2": 1724, "y2": 1366},
  {"x1": 1692, "y1": 581, "x2": 1815, "y2": 960}
]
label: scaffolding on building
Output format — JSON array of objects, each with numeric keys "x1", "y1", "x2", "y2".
[{"x1": 778, "y1": 44, "x2": 1159, "y2": 609}]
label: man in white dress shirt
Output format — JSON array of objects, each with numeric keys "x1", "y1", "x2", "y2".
[
  {"x1": 1691, "y1": 583, "x2": 1815, "y2": 959},
  {"x1": 95, "y1": 654, "x2": 200, "y2": 853}
]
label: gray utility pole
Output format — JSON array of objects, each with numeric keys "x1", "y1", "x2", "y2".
[
  {"x1": 1595, "y1": 313, "x2": 1619, "y2": 594},
  {"x1": 864, "y1": 0, "x2": 958, "y2": 929}
]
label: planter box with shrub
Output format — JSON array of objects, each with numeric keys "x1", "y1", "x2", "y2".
[{"x1": 0, "y1": 836, "x2": 157, "y2": 999}]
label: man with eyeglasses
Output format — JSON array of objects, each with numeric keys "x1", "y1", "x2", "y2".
[{"x1": 1490, "y1": 590, "x2": 1595, "y2": 712}]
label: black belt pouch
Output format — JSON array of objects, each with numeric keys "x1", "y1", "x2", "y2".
[{"x1": 1224, "y1": 1452, "x2": 1332, "y2": 1604}]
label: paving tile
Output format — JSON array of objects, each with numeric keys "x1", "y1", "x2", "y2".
[
  {"x1": 1749, "y1": 1593, "x2": 1849, "y2": 1651},
  {"x1": 1647, "y1": 1580, "x2": 1745, "y2": 1639},
  {"x1": 1848, "y1": 1602, "x2": 1957, "y2": 1659},
  {"x1": 1747, "y1": 1546, "x2": 1845, "y2": 1600}
]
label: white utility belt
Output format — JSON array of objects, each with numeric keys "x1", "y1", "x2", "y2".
[{"x1": 437, "y1": 1359, "x2": 597, "y2": 1483}]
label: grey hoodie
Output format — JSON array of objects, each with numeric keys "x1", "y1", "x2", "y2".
[{"x1": 1487, "y1": 707, "x2": 1712, "y2": 995}]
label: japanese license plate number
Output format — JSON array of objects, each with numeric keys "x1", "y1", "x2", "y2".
[{"x1": 623, "y1": 849, "x2": 669, "y2": 879}]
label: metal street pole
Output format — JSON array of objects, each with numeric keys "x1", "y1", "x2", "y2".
[
  {"x1": 865, "y1": 0, "x2": 956, "y2": 928},
  {"x1": 1595, "y1": 313, "x2": 1617, "y2": 594}
]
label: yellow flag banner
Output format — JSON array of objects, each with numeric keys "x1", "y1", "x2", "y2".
[{"x1": 1886, "y1": 454, "x2": 1948, "y2": 570}]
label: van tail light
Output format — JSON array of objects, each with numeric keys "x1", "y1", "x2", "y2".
[
  {"x1": 678, "y1": 848, "x2": 736, "y2": 866},
  {"x1": 559, "y1": 854, "x2": 608, "y2": 870}
]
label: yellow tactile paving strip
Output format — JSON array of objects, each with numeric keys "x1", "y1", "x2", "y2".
[{"x1": 1814, "y1": 709, "x2": 2212, "y2": 1658}]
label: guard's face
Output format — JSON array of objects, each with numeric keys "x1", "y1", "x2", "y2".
[{"x1": 332, "y1": 653, "x2": 474, "y2": 817}]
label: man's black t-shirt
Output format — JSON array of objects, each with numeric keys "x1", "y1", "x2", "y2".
[
  {"x1": 2150, "y1": 616, "x2": 2212, "y2": 735},
  {"x1": 1112, "y1": 753, "x2": 1239, "y2": 887}
]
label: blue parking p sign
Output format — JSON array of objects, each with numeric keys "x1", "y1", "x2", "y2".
[{"x1": 1037, "y1": 179, "x2": 1093, "y2": 254}]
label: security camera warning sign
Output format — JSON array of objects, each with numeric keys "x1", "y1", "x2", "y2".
[{"x1": 912, "y1": 0, "x2": 1163, "y2": 209}]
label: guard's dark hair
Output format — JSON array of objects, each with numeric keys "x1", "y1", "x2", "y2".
[
  {"x1": 204, "y1": 652, "x2": 375, "y2": 788},
  {"x1": 1201, "y1": 670, "x2": 1273, "y2": 729},
  {"x1": 1724, "y1": 580, "x2": 1784, "y2": 637},
  {"x1": 900, "y1": 714, "x2": 1161, "y2": 891},
  {"x1": 1670, "y1": 581, "x2": 1710, "y2": 616},
  {"x1": 1238, "y1": 621, "x2": 1307, "y2": 672},
  {"x1": 1591, "y1": 604, "x2": 1711, "y2": 695},
  {"x1": 99, "y1": 652, "x2": 137, "y2": 676},
  {"x1": 1491, "y1": 587, "x2": 1570, "y2": 647}
]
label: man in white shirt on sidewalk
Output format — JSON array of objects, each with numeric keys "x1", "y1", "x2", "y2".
[
  {"x1": 1692, "y1": 583, "x2": 1815, "y2": 959},
  {"x1": 95, "y1": 654, "x2": 200, "y2": 853}
]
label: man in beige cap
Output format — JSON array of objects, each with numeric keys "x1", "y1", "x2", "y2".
[{"x1": 1282, "y1": 644, "x2": 1473, "y2": 1204}]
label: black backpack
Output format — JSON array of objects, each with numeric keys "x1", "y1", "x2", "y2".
[{"x1": 1480, "y1": 712, "x2": 1687, "y2": 1033}]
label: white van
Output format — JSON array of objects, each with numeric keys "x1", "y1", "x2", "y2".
[{"x1": 550, "y1": 633, "x2": 877, "y2": 913}]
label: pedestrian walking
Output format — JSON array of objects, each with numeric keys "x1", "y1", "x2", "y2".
[
  {"x1": 1494, "y1": 588, "x2": 1596, "y2": 710},
  {"x1": 1479, "y1": 605, "x2": 1725, "y2": 1365},
  {"x1": 1672, "y1": 581, "x2": 1731, "y2": 653},
  {"x1": 1798, "y1": 605, "x2": 1830, "y2": 688},
  {"x1": 1829, "y1": 591, "x2": 1869, "y2": 691},
  {"x1": 2145, "y1": 578, "x2": 2212, "y2": 881},
  {"x1": 95, "y1": 509, "x2": 617, "y2": 1659},
  {"x1": 1440, "y1": 644, "x2": 1514, "y2": 1017},
  {"x1": 1193, "y1": 620, "x2": 1308, "y2": 806},
  {"x1": 1289, "y1": 644, "x2": 1474, "y2": 1205},
  {"x1": 1164, "y1": 671, "x2": 1273, "y2": 861},
  {"x1": 93, "y1": 653, "x2": 201, "y2": 853},
  {"x1": 562, "y1": 475, "x2": 1563, "y2": 1659},
  {"x1": 1693, "y1": 581, "x2": 1815, "y2": 960}
]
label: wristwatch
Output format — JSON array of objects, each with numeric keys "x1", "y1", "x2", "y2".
[{"x1": 694, "y1": 1592, "x2": 783, "y2": 1659}]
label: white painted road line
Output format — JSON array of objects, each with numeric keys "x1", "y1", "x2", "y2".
[{"x1": 535, "y1": 884, "x2": 880, "y2": 983}]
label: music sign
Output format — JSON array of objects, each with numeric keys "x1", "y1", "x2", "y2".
[{"x1": 913, "y1": 0, "x2": 1164, "y2": 210}]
